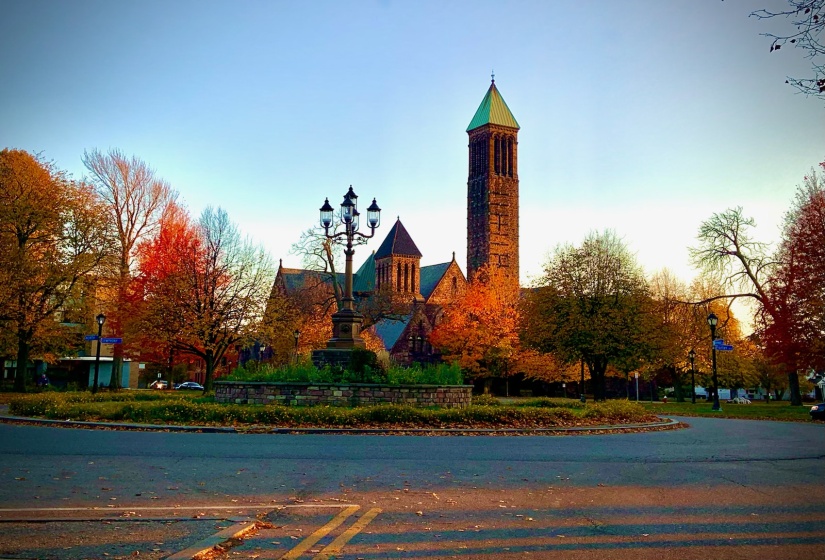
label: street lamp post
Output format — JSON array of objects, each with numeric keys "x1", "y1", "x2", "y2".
[
  {"x1": 259, "y1": 344, "x2": 267, "y2": 365},
  {"x1": 293, "y1": 330, "x2": 300, "y2": 364},
  {"x1": 92, "y1": 313, "x2": 105, "y2": 394},
  {"x1": 319, "y1": 186, "x2": 381, "y2": 349},
  {"x1": 707, "y1": 312, "x2": 721, "y2": 411},
  {"x1": 688, "y1": 349, "x2": 696, "y2": 404}
]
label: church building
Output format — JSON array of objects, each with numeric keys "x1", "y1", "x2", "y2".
[{"x1": 272, "y1": 78, "x2": 520, "y2": 365}]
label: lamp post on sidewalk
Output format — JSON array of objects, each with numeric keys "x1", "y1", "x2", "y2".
[
  {"x1": 92, "y1": 313, "x2": 105, "y2": 394},
  {"x1": 688, "y1": 349, "x2": 696, "y2": 405},
  {"x1": 707, "y1": 313, "x2": 721, "y2": 411}
]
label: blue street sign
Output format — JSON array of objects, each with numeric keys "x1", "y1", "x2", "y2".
[
  {"x1": 716, "y1": 344, "x2": 734, "y2": 351},
  {"x1": 84, "y1": 334, "x2": 98, "y2": 341},
  {"x1": 101, "y1": 337, "x2": 123, "y2": 344}
]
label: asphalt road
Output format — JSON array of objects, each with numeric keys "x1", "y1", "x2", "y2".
[{"x1": 0, "y1": 417, "x2": 823, "y2": 559}]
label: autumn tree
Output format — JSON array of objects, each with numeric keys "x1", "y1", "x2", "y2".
[
  {"x1": 290, "y1": 225, "x2": 344, "y2": 309},
  {"x1": 751, "y1": 0, "x2": 825, "y2": 99},
  {"x1": 289, "y1": 223, "x2": 407, "y2": 328},
  {"x1": 692, "y1": 161, "x2": 824, "y2": 406},
  {"x1": 523, "y1": 230, "x2": 652, "y2": 401},
  {"x1": 134, "y1": 206, "x2": 274, "y2": 390},
  {"x1": 429, "y1": 265, "x2": 520, "y2": 390},
  {"x1": 762, "y1": 163, "x2": 825, "y2": 380},
  {"x1": 0, "y1": 149, "x2": 114, "y2": 391},
  {"x1": 128, "y1": 202, "x2": 195, "y2": 377},
  {"x1": 82, "y1": 148, "x2": 177, "y2": 389}
]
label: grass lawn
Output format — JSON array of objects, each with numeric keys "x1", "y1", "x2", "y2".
[{"x1": 640, "y1": 400, "x2": 816, "y2": 422}]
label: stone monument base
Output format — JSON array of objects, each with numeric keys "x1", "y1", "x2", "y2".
[{"x1": 311, "y1": 348, "x2": 355, "y2": 369}]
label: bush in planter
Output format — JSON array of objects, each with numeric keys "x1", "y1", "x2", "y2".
[
  {"x1": 223, "y1": 358, "x2": 464, "y2": 386},
  {"x1": 341, "y1": 348, "x2": 388, "y2": 383}
]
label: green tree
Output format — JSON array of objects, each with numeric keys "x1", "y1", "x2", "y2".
[
  {"x1": 0, "y1": 149, "x2": 114, "y2": 391},
  {"x1": 523, "y1": 230, "x2": 652, "y2": 401}
]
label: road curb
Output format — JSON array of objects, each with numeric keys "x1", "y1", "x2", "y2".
[{"x1": 0, "y1": 414, "x2": 683, "y2": 434}]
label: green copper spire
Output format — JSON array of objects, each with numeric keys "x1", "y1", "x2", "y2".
[{"x1": 466, "y1": 78, "x2": 520, "y2": 132}]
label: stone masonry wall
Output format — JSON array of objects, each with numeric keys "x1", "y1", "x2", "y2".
[{"x1": 215, "y1": 381, "x2": 472, "y2": 408}]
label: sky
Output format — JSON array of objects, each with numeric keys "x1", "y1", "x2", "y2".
[{"x1": 2, "y1": 0, "x2": 823, "y2": 298}]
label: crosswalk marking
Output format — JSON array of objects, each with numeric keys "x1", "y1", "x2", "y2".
[
  {"x1": 314, "y1": 508, "x2": 382, "y2": 559},
  {"x1": 281, "y1": 505, "x2": 360, "y2": 559}
]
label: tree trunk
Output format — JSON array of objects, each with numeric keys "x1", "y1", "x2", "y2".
[
  {"x1": 673, "y1": 368, "x2": 685, "y2": 402},
  {"x1": 204, "y1": 350, "x2": 215, "y2": 392},
  {"x1": 111, "y1": 349, "x2": 122, "y2": 391},
  {"x1": 13, "y1": 332, "x2": 29, "y2": 393},
  {"x1": 590, "y1": 362, "x2": 607, "y2": 401},
  {"x1": 787, "y1": 370, "x2": 802, "y2": 406}
]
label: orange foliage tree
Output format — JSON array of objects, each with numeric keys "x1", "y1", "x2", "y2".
[
  {"x1": 82, "y1": 149, "x2": 177, "y2": 389},
  {"x1": 131, "y1": 205, "x2": 273, "y2": 389},
  {"x1": 0, "y1": 149, "x2": 114, "y2": 391},
  {"x1": 429, "y1": 265, "x2": 520, "y2": 387}
]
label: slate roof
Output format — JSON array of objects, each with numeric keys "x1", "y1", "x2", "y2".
[
  {"x1": 467, "y1": 80, "x2": 520, "y2": 131},
  {"x1": 371, "y1": 315, "x2": 411, "y2": 350},
  {"x1": 278, "y1": 267, "x2": 345, "y2": 294},
  {"x1": 374, "y1": 219, "x2": 422, "y2": 259},
  {"x1": 419, "y1": 262, "x2": 451, "y2": 299},
  {"x1": 353, "y1": 251, "x2": 376, "y2": 293}
]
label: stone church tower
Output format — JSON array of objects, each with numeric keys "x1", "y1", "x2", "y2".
[{"x1": 466, "y1": 78, "x2": 520, "y2": 288}]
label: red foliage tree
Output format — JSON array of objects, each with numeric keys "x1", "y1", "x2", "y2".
[{"x1": 762, "y1": 162, "x2": 825, "y2": 378}]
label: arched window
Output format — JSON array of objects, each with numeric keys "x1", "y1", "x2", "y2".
[
  {"x1": 451, "y1": 276, "x2": 458, "y2": 297},
  {"x1": 507, "y1": 137, "x2": 514, "y2": 177},
  {"x1": 411, "y1": 264, "x2": 416, "y2": 293},
  {"x1": 397, "y1": 262, "x2": 402, "y2": 291},
  {"x1": 494, "y1": 136, "x2": 500, "y2": 175},
  {"x1": 404, "y1": 263, "x2": 409, "y2": 292}
]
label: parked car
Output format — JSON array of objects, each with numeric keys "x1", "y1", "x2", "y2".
[
  {"x1": 810, "y1": 403, "x2": 825, "y2": 421},
  {"x1": 175, "y1": 381, "x2": 204, "y2": 391},
  {"x1": 149, "y1": 380, "x2": 169, "y2": 390}
]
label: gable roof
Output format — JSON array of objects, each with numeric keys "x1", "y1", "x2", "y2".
[
  {"x1": 374, "y1": 218, "x2": 422, "y2": 259},
  {"x1": 419, "y1": 262, "x2": 451, "y2": 299},
  {"x1": 371, "y1": 315, "x2": 411, "y2": 350},
  {"x1": 353, "y1": 251, "x2": 376, "y2": 293},
  {"x1": 277, "y1": 267, "x2": 344, "y2": 294},
  {"x1": 467, "y1": 80, "x2": 520, "y2": 132}
]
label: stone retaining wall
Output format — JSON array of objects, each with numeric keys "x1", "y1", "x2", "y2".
[{"x1": 214, "y1": 381, "x2": 473, "y2": 408}]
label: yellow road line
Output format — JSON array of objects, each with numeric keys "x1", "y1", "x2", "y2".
[
  {"x1": 315, "y1": 508, "x2": 382, "y2": 559},
  {"x1": 281, "y1": 505, "x2": 360, "y2": 559}
]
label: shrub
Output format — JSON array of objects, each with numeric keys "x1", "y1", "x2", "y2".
[
  {"x1": 517, "y1": 397, "x2": 585, "y2": 410},
  {"x1": 7, "y1": 393, "x2": 654, "y2": 428},
  {"x1": 471, "y1": 394, "x2": 501, "y2": 406},
  {"x1": 224, "y1": 360, "x2": 464, "y2": 386},
  {"x1": 582, "y1": 400, "x2": 648, "y2": 422}
]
